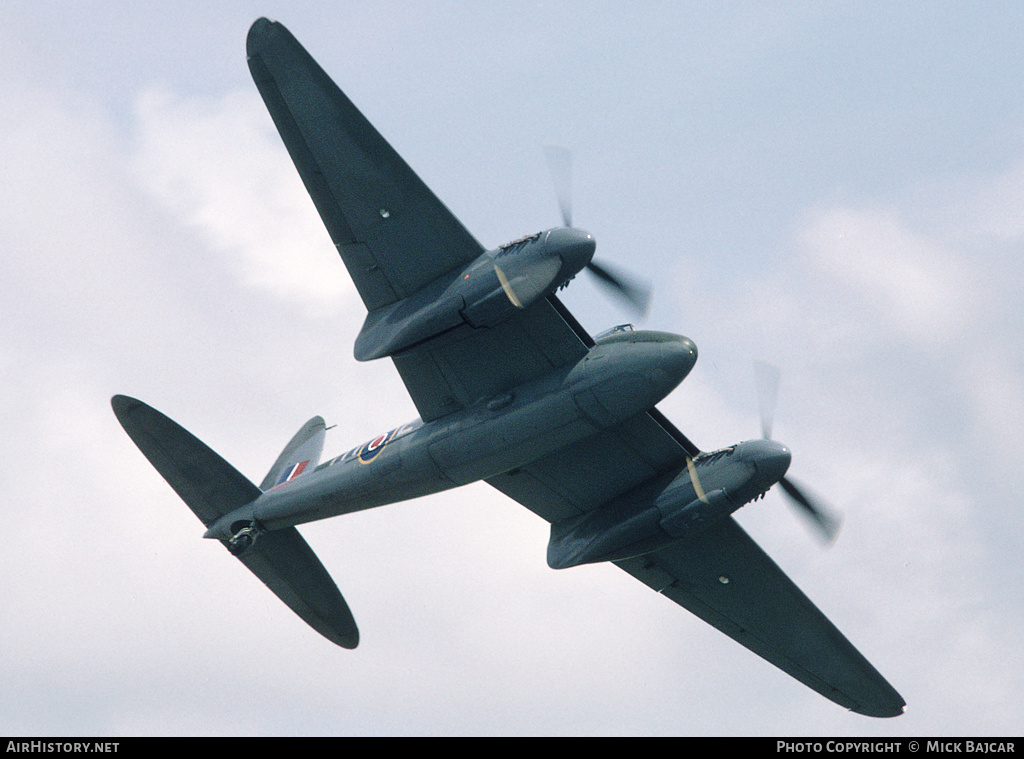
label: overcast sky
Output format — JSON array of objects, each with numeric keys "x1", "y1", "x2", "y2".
[{"x1": 3, "y1": 1, "x2": 1023, "y2": 737}]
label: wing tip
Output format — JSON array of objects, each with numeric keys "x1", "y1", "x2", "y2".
[
  {"x1": 247, "y1": 17, "x2": 284, "y2": 59},
  {"x1": 111, "y1": 392, "x2": 139, "y2": 413},
  {"x1": 332, "y1": 627, "x2": 360, "y2": 650},
  {"x1": 248, "y1": 16, "x2": 276, "y2": 36},
  {"x1": 111, "y1": 394, "x2": 149, "y2": 433},
  {"x1": 853, "y1": 701, "x2": 907, "y2": 719}
]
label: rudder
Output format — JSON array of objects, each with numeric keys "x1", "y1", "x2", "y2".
[{"x1": 260, "y1": 415, "x2": 326, "y2": 491}]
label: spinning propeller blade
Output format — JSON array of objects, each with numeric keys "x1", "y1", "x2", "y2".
[
  {"x1": 755, "y1": 361, "x2": 780, "y2": 440},
  {"x1": 586, "y1": 260, "x2": 652, "y2": 316},
  {"x1": 544, "y1": 145, "x2": 573, "y2": 228},
  {"x1": 755, "y1": 361, "x2": 842, "y2": 545},
  {"x1": 778, "y1": 476, "x2": 842, "y2": 545},
  {"x1": 544, "y1": 145, "x2": 651, "y2": 316}
]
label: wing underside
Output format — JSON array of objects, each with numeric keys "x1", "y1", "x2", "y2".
[
  {"x1": 246, "y1": 18, "x2": 902, "y2": 715},
  {"x1": 391, "y1": 294, "x2": 590, "y2": 422},
  {"x1": 616, "y1": 521, "x2": 905, "y2": 717},
  {"x1": 488, "y1": 419, "x2": 905, "y2": 718},
  {"x1": 246, "y1": 18, "x2": 604, "y2": 425},
  {"x1": 247, "y1": 18, "x2": 485, "y2": 312}
]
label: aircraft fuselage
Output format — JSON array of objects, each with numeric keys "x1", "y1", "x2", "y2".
[{"x1": 204, "y1": 329, "x2": 697, "y2": 540}]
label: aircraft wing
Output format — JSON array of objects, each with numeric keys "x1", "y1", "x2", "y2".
[
  {"x1": 488, "y1": 409, "x2": 698, "y2": 522},
  {"x1": 246, "y1": 18, "x2": 485, "y2": 312},
  {"x1": 615, "y1": 521, "x2": 905, "y2": 717},
  {"x1": 390, "y1": 294, "x2": 595, "y2": 422},
  {"x1": 487, "y1": 432, "x2": 906, "y2": 718},
  {"x1": 247, "y1": 18, "x2": 592, "y2": 423},
  {"x1": 247, "y1": 19, "x2": 902, "y2": 715}
]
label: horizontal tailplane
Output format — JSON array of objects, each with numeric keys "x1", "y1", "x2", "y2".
[
  {"x1": 235, "y1": 527, "x2": 358, "y2": 648},
  {"x1": 111, "y1": 395, "x2": 358, "y2": 648},
  {"x1": 112, "y1": 395, "x2": 260, "y2": 525}
]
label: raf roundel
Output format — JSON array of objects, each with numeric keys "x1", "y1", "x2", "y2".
[{"x1": 358, "y1": 429, "x2": 396, "y2": 464}]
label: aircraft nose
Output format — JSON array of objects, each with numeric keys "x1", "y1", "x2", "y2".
[
  {"x1": 546, "y1": 227, "x2": 596, "y2": 276},
  {"x1": 666, "y1": 335, "x2": 698, "y2": 384}
]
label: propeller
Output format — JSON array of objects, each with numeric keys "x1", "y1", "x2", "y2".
[
  {"x1": 755, "y1": 361, "x2": 842, "y2": 545},
  {"x1": 544, "y1": 145, "x2": 652, "y2": 316},
  {"x1": 544, "y1": 144, "x2": 575, "y2": 228}
]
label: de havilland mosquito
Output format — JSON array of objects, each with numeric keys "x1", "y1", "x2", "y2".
[{"x1": 113, "y1": 18, "x2": 905, "y2": 718}]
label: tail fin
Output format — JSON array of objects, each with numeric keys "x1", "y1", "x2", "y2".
[
  {"x1": 111, "y1": 396, "x2": 358, "y2": 648},
  {"x1": 260, "y1": 415, "x2": 326, "y2": 490}
]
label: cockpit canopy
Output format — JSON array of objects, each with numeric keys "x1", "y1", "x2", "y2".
[{"x1": 594, "y1": 324, "x2": 635, "y2": 342}]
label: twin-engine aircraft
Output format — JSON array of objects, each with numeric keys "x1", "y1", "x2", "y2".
[{"x1": 113, "y1": 18, "x2": 905, "y2": 718}]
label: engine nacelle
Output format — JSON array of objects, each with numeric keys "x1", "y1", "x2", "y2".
[
  {"x1": 460, "y1": 235, "x2": 561, "y2": 327},
  {"x1": 546, "y1": 468, "x2": 740, "y2": 569},
  {"x1": 658, "y1": 488, "x2": 735, "y2": 536},
  {"x1": 354, "y1": 228, "x2": 594, "y2": 361}
]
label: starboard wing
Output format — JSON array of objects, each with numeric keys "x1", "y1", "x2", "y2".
[
  {"x1": 247, "y1": 18, "x2": 602, "y2": 422},
  {"x1": 247, "y1": 18, "x2": 485, "y2": 312},
  {"x1": 487, "y1": 409, "x2": 696, "y2": 522}
]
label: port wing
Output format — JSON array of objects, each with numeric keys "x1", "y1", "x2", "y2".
[{"x1": 486, "y1": 415, "x2": 905, "y2": 718}]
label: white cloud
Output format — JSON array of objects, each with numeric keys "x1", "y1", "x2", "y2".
[
  {"x1": 797, "y1": 205, "x2": 972, "y2": 347},
  {"x1": 130, "y1": 87, "x2": 353, "y2": 315},
  {"x1": 5, "y1": 4, "x2": 1024, "y2": 736},
  {"x1": 972, "y1": 161, "x2": 1024, "y2": 241},
  {"x1": 658, "y1": 152, "x2": 1024, "y2": 733}
]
